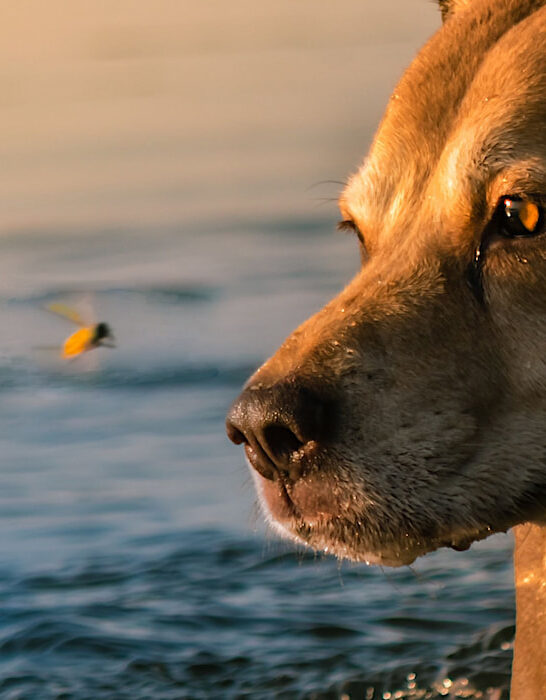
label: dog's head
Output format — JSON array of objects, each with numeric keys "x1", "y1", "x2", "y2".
[{"x1": 226, "y1": 0, "x2": 546, "y2": 566}]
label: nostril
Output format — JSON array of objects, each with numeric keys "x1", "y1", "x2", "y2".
[
  {"x1": 226, "y1": 421, "x2": 247, "y2": 446},
  {"x1": 262, "y1": 424, "x2": 303, "y2": 463},
  {"x1": 226, "y1": 381, "x2": 336, "y2": 482}
]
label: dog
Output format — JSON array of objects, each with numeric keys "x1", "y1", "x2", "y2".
[{"x1": 226, "y1": 1, "x2": 546, "y2": 696}]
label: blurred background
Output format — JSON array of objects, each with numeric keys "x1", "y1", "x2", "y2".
[{"x1": 0, "y1": 2, "x2": 514, "y2": 698}]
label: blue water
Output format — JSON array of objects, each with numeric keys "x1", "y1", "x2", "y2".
[{"x1": 0, "y1": 220, "x2": 513, "y2": 699}]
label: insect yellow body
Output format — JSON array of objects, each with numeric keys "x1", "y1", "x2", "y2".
[
  {"x1": 62, "y1": 326, "x2": 97, "y2": 358},
  {"x1": 46, "y1": 304, "x2": 115, "y2": 359}
]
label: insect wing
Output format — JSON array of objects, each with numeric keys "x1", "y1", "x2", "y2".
[{"x1": 47, "y1": 303, "x2": 87, "y2": 327}]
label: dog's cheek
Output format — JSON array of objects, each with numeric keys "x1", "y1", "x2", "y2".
[{"x1": 485, "y1": 252, "x2": 546, "y2": 393}]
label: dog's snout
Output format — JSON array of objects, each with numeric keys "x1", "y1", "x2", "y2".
[{"x1": 226, "y1": 382, "x2": 333, "y2": 481}]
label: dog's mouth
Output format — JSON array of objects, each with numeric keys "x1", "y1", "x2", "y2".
[{"x1": 245, "y1": 445, "x2": 494, "y2": 566}]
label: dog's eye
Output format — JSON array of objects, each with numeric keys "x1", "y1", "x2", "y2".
[
  {"x1": 466, "y1": 197, "x2": 544, "y2": 304},
  {"x1": 499, "y1": 197, "x2": 543, "y2": 238},
  {"x1": 337, "y1": 219, "x2": 366, "y2": 247}
]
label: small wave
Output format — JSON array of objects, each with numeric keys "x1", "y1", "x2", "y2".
[
  {"x1": 54, "y1": 363, "x2": 254, "y2": 389},
  {"x1": 5, "y1": 284, "x2": 218, "y2": 306},
  {"x1": 0, "y1": 360, "x2": 255, "y2": 391}
]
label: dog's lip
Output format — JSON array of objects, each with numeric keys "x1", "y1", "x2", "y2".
[
  {"x1": 244, "y1": 443, "x2": 281, "y2": 483},
  {"x1": 246, "y1": 458, "x2": 303, "y2": 523},
  {"x1": 248, "y1": 452, "x2": 355, "y2": 527},
  {"x1": 244, "y1": 442, "x2": 302, "y2": 514},
  {"x1": 244, "y1": 443, "x2": 340, "y2": 524}
]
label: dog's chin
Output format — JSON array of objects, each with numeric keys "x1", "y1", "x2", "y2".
[
  {"x1": 249, "y1": 464, "x2": 496, "y2": 567},
  {"x1": 249, "y1": 468, "x2": 421, "y2": 566}
]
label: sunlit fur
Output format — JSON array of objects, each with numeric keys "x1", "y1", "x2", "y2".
[{"x1": 245, "y1": 0, "x2": 546, "y2": 566}]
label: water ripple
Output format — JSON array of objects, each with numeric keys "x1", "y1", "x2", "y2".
[{"x1": 0, "y1": 529, "x2": 513, "y2": 699}]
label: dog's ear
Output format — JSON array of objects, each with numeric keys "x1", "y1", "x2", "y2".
[
  {"x1": 438, "y1": 0, "x2": 453, "y2": 22},
  {"x1": 438, "y1": 0, "x2": 475, "y2": 22}
]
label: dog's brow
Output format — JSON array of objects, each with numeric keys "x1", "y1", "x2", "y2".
[{"x1": 340, "y1": 171, "x2": 376, "y2": 223}]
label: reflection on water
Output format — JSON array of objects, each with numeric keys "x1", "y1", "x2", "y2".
[{"x1": 0, "y1": 2, "x2": 514, "y2": 698}]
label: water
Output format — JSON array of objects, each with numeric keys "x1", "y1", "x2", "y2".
[
  {"x1": 0, "y1": 223, "x2": 515, "y2": 700},
  {"x1": 0, "y1": 3, "x2": 514, "y2": 699}
]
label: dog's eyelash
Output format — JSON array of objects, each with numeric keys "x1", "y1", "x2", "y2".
[
  {"x1": 337, "y1": 219, "x2": 357, "y2": 233},
  {"x1": 336, "y1": 219, "x2": 359, "y2": 235}
]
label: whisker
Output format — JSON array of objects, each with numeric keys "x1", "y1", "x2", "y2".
[
  {"x1": 406, "y1": 564, "x2": 441, "y2": 599},
  {"x1": 310, "y1": 197, "x2": 341, "y2": 209},
  {"x1": 307, "y1": 179, "x2": 347, "y2": 190},
  {"x1": 379, "y1": 565, "x2": 403, "y2": 594}
]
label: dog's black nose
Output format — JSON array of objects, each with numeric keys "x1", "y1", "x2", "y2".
[{"x1": 226, "y1": 381, "x2": 333, "y2": 481}]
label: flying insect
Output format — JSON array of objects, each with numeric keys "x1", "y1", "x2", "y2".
[{"x1": 46, "y1": 303, "x2": 116, "y2": 359}]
